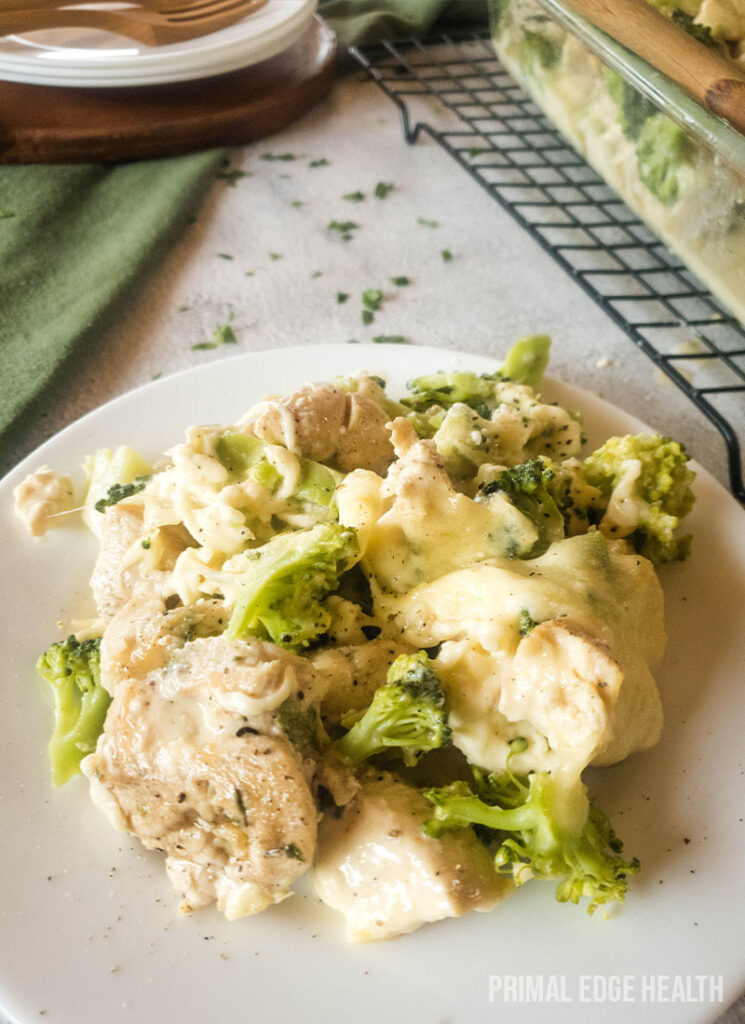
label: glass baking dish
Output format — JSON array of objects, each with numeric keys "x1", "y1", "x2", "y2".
[{"x1": 489, "y1": 0, "x2": 745, "y2": 325}]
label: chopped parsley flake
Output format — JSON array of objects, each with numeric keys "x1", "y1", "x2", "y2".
[
  {"x1": 343, "y1": 191, "x2": 365, "y2": 202},
  {"x1": 362, "y1": 288, "x2": 383, "y2": 311},
  {"x1": 95, "y1": 476, "x2": 151, "y2": 513},
  {"x1": 311, "y1": 270, "x2": 323, "y2": 279},
  {"x1": 216, "y1": 168, "x2": 249, "y2": 186},
  {"x1": 291, "y1": 200, "x2": 304, "y2": 208},
  {"x1": 372, "y1": 335, "x2": 409, "y2": 344},
  {"x1": 217, "y1": 253, "x2": 233, "y2": 260},
  {"x1": 309, "y1": 158, "x2": 329, "y2": 168},
  {"x1": 390, "y1": 276, "x2": 410, "y2": 287},
  {"x1": 328, "y1": 220, "x2": 359, "y2": 236},
  {"x1": 192, "y1": 312, "x2": 237, "y2": 351},
  {"x1": 519, "y1": 610, "x2": 538, "y2": 636},
  {"x1": 268, "y1": 253, "x2": 282, "y2": 261},
  {"x1": 374, "y1": 181, "x2": 395, "y2": 199},
  {"x1": 337, "y1": 292, "x2": 349, "y2": 304},
  {"x1": 178, "y1": 305, "x2": 190, "y2": 312},
  {"x1": 361, "y1": 309, "x2": 374, "y2": 326},
  {"x1": 141, "y1": 538, "x2": 151, "y2": 549},
  {"x1": 441, "y1": 249, "x2": 453, "y2": 262},
  {"x1": 418, "y1": 217, "x2": 439, "y2": 228},
  {"x1": 261, "y1": 152, "x2": 297, "y2": 162}
]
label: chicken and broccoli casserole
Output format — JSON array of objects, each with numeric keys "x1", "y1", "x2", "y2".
[
  {"x1": 490, "y1": 0, "x2": 745, "y2": 325},
  {"x1": 16, "y1": 336, "x2": 696, "y2": 941}
]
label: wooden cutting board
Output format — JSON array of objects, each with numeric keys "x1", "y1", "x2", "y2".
[{"x1": 0, "y1": 15, "x2": 336, "y2": 163}]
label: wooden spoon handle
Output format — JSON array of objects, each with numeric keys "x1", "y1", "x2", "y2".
[{"x1": 558, "y1": 0, "x2": 745, "y2": 136}]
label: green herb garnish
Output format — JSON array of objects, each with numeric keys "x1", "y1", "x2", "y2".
[
  {"x1": 372, "y1": 335, "x2": 409, "y2": 344},
  {"x1": 95, "y1": 476, "x2": 151, "y2": 513},
  {"x1": 192, "y1": 312, "x2": 237, "y2": 351},
  {"x1": 337, "y1": 292, "x2": 349, "y2": 304},
  {"x1": 418, "y1": 217, "x2": 439, "y2": 228},
  {"x1": 343, "y1": 191, "x2": 365, "y2": 202},
  {"x1": 362, "y1": 288, "x2": 383, "y2": 311},
  {"x1": 328, "y1": 220, "x2": 359, "y2": 235},
  {"x1": 519, "y1": 610, "x2": 537, "y2": 636},
  {"x1": 390, "y1": 276, "x2": 411, "y2": 287},
  {"x1": 217, "y1": 168, "x2": 249, "y2": 186},
  {"x1": 374, "y1": 181, "x2": 395, "y2": 199}
]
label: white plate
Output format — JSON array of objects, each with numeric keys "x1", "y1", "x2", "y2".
[
  {"x1": 1, "y1": 344, "x2": 744, "y2": 1024},
  {"x1": 0, "y1": 0, "x2": 315, "y2": 87}
]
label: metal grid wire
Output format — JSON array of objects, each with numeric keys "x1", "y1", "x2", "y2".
[{"x1": 350, "y1": 31, "x2": 745, "y2": 503}]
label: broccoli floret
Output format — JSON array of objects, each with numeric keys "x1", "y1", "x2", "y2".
[
  {"x1": 216, "y1": 432, "x2": 342, "y2": 518},
  {"x1": 604, "y1": 69, "x2": 658, "y2": 139},
  {"x1": 519, "y1": 609, "x2": 538, "y2": 636},
  {"x1": 36, "y1": 636, "x2": 110, "y2": 787},
  {"x1": 226, "y1": 523, "x2": 359, "y2": 649},
  {"x1": 491, "y1": 0, "x2": 511, "y2": 31},
  {"x1": 481, "y1": 458, "x2": 565, "y2": 556},
  {"x1": 403, "y1": 371, "x2": 501, "y2": 419},
  {"x1": 500, "y1": 334, "x2": 551, "y2": 390},
  {"x1": 94, "y1": 476, "x2": 151, "y2": 514},
  {"x1": 635, "y1": 115, "x2": 689, "y2": 204},
  {"x1": 332, "y1": 652, "x2": 451, "y2": 767},
  {"x1": 422, "y1": 771, "x2": 638, "y2": 913},
  {"x1": 520, "y1": 27, "x2": 563, "y2": 70},
  {"x1": 671, "y1": 9, "x2": 718, "y2": 47},
  {"x1": 583, "y1": 433, "x2": 695, "y2": 562},
  {"x1": 540, "y1": 456, "x2": 606, "y2": 535},
  {"x1": 83, "y1": 445, "x2": 152, "y2": 536},
  {"x1": 403, "y1": 336, "x2": 552, "y2": 420}
]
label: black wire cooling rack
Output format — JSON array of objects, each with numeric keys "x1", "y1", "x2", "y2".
[{"x1": 350, "y1": 30, "x2": 745, "y2": 503}]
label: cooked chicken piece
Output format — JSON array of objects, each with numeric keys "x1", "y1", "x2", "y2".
[
  {"x1": 250, "y1": 381, "x2": 393, "y2": 475},
  {"x1": 313, "y1": 773, "x2": 511, "y2": 941},
  {"x1": 89, "y1": 498, "x2": 146, "y2": 621},
  {"x1": 499, "y1": 620, "x2": 624, "y2": 772},
  {"x1": 85, "y1": 634, "x2": 319, "y2": 919},
  {"x1": 91, "y1": 501, "x2": 194, "y2": 624},
  {"x1": 99, "y1": 590, "x2": 225, "y2": 691},
  {"x1": 313, "y1": 752, "x2": 361, "y2": 808},
  {"x1": 337, "y1": 428, "x2": 537, "y2": 594},
  {"x1": 13, "y1": 465, "x2": 75, "y2": 536},
  {"x1": 310, "y1": 637, "x2": 415, "y2": 726}
]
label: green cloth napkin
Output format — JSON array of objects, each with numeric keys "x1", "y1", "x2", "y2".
[
  {"x1": 0, "y1": 153, "x2": 225, "y2": 471},
  {"x1": 0, "y1": 0, "x2": 487, "y2": 473}
]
